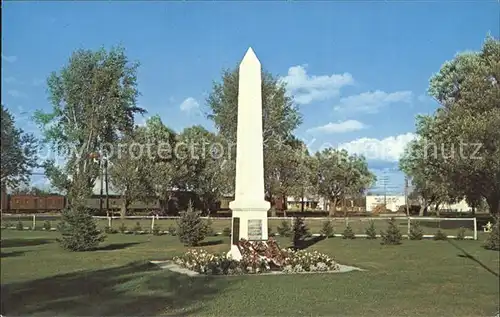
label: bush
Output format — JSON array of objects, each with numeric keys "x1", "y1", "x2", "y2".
[
  {"x1": 342, "y1": 223, "x2": 356, "y2": 239},
  {"x1": 176, "y1": 201, "x2": 206, "y2": 246},
  {"x1": 152, "y1": 224, "x2": 162, "y2": 236},
  {"x1": 277, "y1": 220, "x2": 292, "y2": 237},
  {"x1": 456, "y1": 227, "x2": 466, "y2": 240},
  {"x1": 320, "y1": 220, "x2": 334, "y2": 238},
  {"x1": 222, "y1": 227, "x2": 231, "y2": 236},
  {"x1": 168, "y1": 225, "x2": 177, "y2": 236},
  {"x1": 483, "y1": 218, "x2": 499, "y2": 251},
  {"x1": 43, "y1": 220, "x2": 52, "y2": 231},
  {"x1": 57, "y1": 207, "x2": 105, "y2": 251},
  {"x1": 433, "y1": 229, "x2": 448, "y2": 240},
  {"x1": 380, "y1": 217, "x2": 402, "y2": 245},
  {"x1": 365, "y1": 220, "x2": 377, "y2": 239},
  {"x1": 205, "y1": 219, "x2": 216, "y2": 236},
  {"x1": 409, "y1": 221, "x2": 423, "y2": 240},
  {"x1": 268, "y1": 227, "x2": 275, "y2": 237},
  {"x1": 16, "y1": 220, "x2": 24, "y2": 231},
  {"x1": 3, "y1": 221, "x2": 12, "y2": 229},
  {"x1": 292, "y1": 217, "x2": 310, "y2": 247},
  {"x1": 118, "y1": 222, "x2": 127, "y2": 233},
  {"x1": 132, "y1": 221, "x2": 142, "y2": 234}
]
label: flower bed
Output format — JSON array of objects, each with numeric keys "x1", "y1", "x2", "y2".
[{"x1": 172, "y1": 238, "x2": 340, "y2": 275}]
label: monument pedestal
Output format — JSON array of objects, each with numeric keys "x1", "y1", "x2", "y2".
[{"x1": 227, "y1": 200, "x2": 270, "y2": 260}]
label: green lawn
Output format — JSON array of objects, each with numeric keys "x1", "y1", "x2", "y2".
[{"x1": 1, "y1": 229, "x2": 498, "y2": 316}]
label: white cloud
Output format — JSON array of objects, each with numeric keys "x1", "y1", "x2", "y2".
[
  {"x1": 307, "y1": 120, "x2": 367, "y2": 134},
  {"x1": 179, "y1": 97, "x2": 200, "y2": 113},
  {"x1": 7, "y1": 90, "x2": 27, "y2": 98},
  {"x1": 334, "y1": 90, "x2": 413, "y2": 114},
  {"x1": 338, "y1": 132, "x2": 417, "y2": 162},
  {"x1": 1, "y1": 54, "x2": 18, "y2": 63},
  {"x1": 280, "y1": 65, "x2": 354, "y2": 105}
]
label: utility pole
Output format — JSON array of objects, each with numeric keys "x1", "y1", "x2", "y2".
[
  {"x1": 105, "y1": 156, "x2": 109, "y2": 216},
  {"x1": 404, "y1": 176, "x2": 409, "y2": 217}
]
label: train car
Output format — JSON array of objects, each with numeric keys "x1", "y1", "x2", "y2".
[
  {"x1": 45, "y1": 195, "x2": 66, "y2": 211},
  {"x1": 10, "y1": 195, "x2": 37, "y2": 212}
]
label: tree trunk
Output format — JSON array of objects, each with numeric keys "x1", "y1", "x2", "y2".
[
  {"x1": 435, "y1": 202, "x2": 441, "y2": 217},
  {"x1": 300, "y1": 195, "x2": 305, "y2": 213},
  {"x1": 329, "y1": 198, "x2": 337, "y2": 217},
  {"x1": 486, "y1": 193, "x2": 500, "y2": 215},
  {"x1": 419, "y1": 202, "x2": 426, "y2": 217},
  {"x1": 120, "y1": 197, "x2": 128, "y2": 219}
]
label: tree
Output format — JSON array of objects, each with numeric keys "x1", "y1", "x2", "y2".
[
  {"x1": 139, "y1": 115, "x2": 182, "y2": 214},
  {"x1": 33, "y1": 46, "x2": 145, "y2": 206},
  {"x1": 402, "y1": 36, "x2": 500, "y2": 215},
  {"x1": 57, "y1": 206, "x2": 105, "y2": 251},
  {"x1": 108, "y1": 127, "x2": 156, "y2": 218},
  {"x1": 206, "y1": 67, "x2": 302, "y2": 206},
  {"x1": 176, "y1": 200, "x2": 207, "y2": 246},
  {"x1": 177, "y1": 125, "x2": 232, "y2": 215},
  {"x1": 314, "y1": 148, "x2": 376, "y2": 216},
  {"x1": 1, "y1": 104, "x2": 38, "y2": 191}
]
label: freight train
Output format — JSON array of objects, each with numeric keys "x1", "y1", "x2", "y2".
[{"x1": 0, "y1": 190, "x2": 232, "y2": 215}]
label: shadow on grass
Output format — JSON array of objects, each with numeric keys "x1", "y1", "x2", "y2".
[
  {"x1": 96, "y1": 242, "x2": 142, "y2": 251},
  {"x1": 0, "y1": 238, "x2": 54, "y2": 248},
  {"x1": 0, "y1": 251, "x2": 25, "y2": 258},
  {"x1": 292, "y1": 235, "x2": 326, "y2": 250},
  {"x1": 198, "y1": 239, "x2": 224, "y2": 247},
  {"x1": 447, "y1": 239, "x2": 499, "y2": 278},
  {"x1": 1, "y1": 260, "x2": 229, "y2": 316}
]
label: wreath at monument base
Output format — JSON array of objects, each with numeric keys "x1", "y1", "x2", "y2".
[{"x1": 173, "y1": 238, "x2": 340, "y2": 275}]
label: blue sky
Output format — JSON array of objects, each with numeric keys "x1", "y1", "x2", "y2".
[{"x1": 2, "y1": 1, "x2": 498, "y2": 194}]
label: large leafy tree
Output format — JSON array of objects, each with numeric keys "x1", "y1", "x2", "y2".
[
  {"x1": 107, "y1": 127, "x2": 156, "y2": 218},
  {"x1": 314, "y1": 148, "x2": 376, "y2": 216},
  {"x1": 177, "y1": 125, "x2": 232, "y2": 214},
  {"x1": 205, "y1": 67, "x2": 302, "y2": 204},
  {"x1": 402, "y1": 36, "x2": 500, "y2": 215},
  {"x1": 1, "y1": 104, "x2": 38, "y2": 191},
  {"x1": 34, "y1": 47, "x2": 145, "y2": 206}
]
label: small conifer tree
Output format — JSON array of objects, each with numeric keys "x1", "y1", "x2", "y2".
[
  {"x1": 320, "y1": 220, "x2": 334, "y2": 238},
  {"x1": 43, "y1": 220, "x2": 52, "y2": 231},
  {"x1": 409, "y1": 220, "x2": 424, "y2": 240},
  {"x1": 342, "y1": 223, "x2": 356, "y2": 239},
  {"x1": 222, "y1": 227, "x2": 231, "y2": 236},
  {"x1": 433, "y1": 229, "x2": 448, "y2": 240},
  {"x1": 277, "y1": 220, "x2": 292, "y2": 237},
  {"x1": 380, "y1": 217, "x2": 402, "y2": 245},
  {"x1": 177, "y1": 200, "x2": 206, "y2": 246},
  {"x1": 133, "y1": 221, "x2": 142, "y2": 234},
  {"x1": 483, "y1": 218, "x2": 499, "y2": 251},
  {"x1": 152, "y1": 224, "x2": 162, "y2": 236},
  {"x1": 16, "y1": 220, "x2": 24, "y2": 231},
  {"x1": 118, "y1": 222, "x2": 127, "y2": 233},
  {"x1": 57, "y1": 207, "x2": 105, "y2": 251},
  {"x1": 365, "y1": 220, "x2": 377, "y2": 239},
  {"x1": 205, "y1": 218, "x2": 216, "y2": 236},
  {"x1": 292, "y1": 216, "x2": 310, "y2": 247},
  {"x1": 456, "y1": 227, "x2": 466, "y2": 240}
]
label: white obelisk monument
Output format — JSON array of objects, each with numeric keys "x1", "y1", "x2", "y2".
[{"x1": 228, "y1": 48, "x2": 270, "y2": 260}]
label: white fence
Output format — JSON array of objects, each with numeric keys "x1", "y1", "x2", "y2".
[{"x1": 1, "y1": 214, "x2": 479, "y2": 240}]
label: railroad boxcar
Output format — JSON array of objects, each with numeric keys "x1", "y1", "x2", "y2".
[
  {"x1": 45, "y1": 195, "x2": 66, "y2": 211},
  {"x1": 10, "y1": 195, "x2": 37, "y2": 211}
]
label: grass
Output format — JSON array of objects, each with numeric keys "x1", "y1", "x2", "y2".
[
  {"x1": 1, "y1": 229, "x2": 499, "y2": 316},
  {"x1": 3, "y1": 215, "x2": 478, "y2": 237}
]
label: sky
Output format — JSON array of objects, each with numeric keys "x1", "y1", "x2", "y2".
[{"x1": 2, "y1": 1, "x2": 499, "y2": 194}]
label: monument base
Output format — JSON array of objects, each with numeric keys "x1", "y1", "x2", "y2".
[{"x1": 228, "y1": 200, "x2": 270, "y2": 260}]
